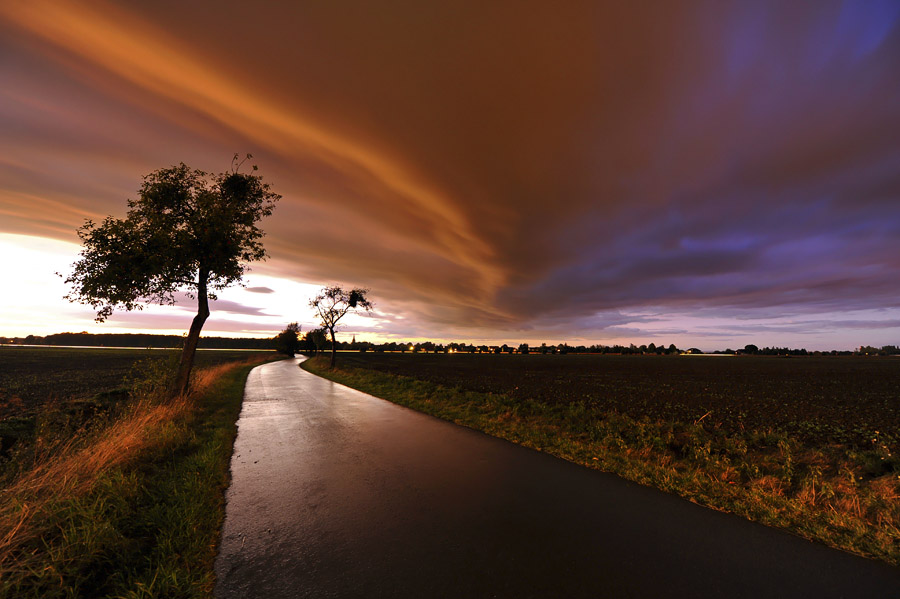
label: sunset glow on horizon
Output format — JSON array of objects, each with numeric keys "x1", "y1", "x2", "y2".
[{"x1": 2, "y1": 1, "x2": 899, "y2": 350}]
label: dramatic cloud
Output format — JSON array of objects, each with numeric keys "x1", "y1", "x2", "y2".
[
  {"x1": 1, "y1": 0, "x2": 898, "y2": 349},
  {"x1": 168, "y1": 293, "x2": 275, "y2": 318},
  {"x1": 94, "y1": 311, "x2": 284, "y2": 337}
]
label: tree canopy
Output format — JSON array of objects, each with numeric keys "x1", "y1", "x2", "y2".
[
  {"x1": 302, "y1": 328, "x2": 328, "y2": 356},
  {"x1": 273, "y1": 323, "x2": 301, "y2": 356},
  {"x1": 64, "y1": 155, "x2": 280, "y2": 395}
]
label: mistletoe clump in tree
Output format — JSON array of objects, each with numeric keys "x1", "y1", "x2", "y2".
[
  {"x1": 63, "y1": 154, "x2": 280, "y2": 396},
  {"x1": 310, "y1": 286, "x2": 373, "y2": 368}
]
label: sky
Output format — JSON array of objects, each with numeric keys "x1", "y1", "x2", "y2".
[{"x1": 1, "y1": 0, "x2": 899, "y2": 351}]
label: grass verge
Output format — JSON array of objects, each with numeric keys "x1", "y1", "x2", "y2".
[
  {"x1": 302, "y1": 356, "x2": 900, "y2": 566},
  {"x1": 0, "y1": 355, "x2": 276, "y2": 598}
]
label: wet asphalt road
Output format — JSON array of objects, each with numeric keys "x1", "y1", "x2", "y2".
[{"x1": 214, "y1": 357, "x2": 900, "y2": 598}]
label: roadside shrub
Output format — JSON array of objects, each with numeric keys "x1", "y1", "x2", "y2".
[{"x1": 124, "y1": 353, "x2": 181, "y2": 403}]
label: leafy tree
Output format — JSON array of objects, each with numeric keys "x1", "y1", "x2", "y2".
[
  {"x1": 302, "y1": 328, "x2": 328, "y2": 356},
  {"x1": 309, "y1": 286, "x2": 373, "y2": 367},
  {"x1": 273, "y1": 322, "x2": 301, "y2": 356},
  {"x1": 63, "y1": 155, "x2": 279, "y2": 396}
]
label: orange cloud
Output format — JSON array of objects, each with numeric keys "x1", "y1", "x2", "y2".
[{"x1": 1, "y1": 0, "x2": 505, "y2": 301}]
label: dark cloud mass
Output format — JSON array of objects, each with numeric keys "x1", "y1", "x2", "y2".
[{"x1": 1, "y1": 0, "x2": 899, "y2": 346}]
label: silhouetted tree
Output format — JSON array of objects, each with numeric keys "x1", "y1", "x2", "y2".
[
  {"x1": 273, "y1": 322, "x2": 301, "y2": 356},
  {"x1": 63, "y1": 155, "x2": 279, "y2": 396},
  {"x1": 303, "y1": 328, "x2": 327, "y2": 356},
  {"x1": 310, "y1": 286, "x2": 373, "y2": 367}
]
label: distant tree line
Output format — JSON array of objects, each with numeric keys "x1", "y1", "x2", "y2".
[
  {"x1": 711, "y1": 344, "x2": 899, "y2": 356},
  {"x1": 721, "y1": 344, "x2": 892, "y2": 356},
  {"x1": 5, "y1": 332, "x2": 274, "y2": 350},
  {"x1": 292, "y1": 338, "x2": 685, "y2": 355},
  {"x1": 4, "y1": 333, "x2": 896, "y2": 357},
  {"x1": 857, "y1": 345, "x2": 900, "y2": 356},
  {"x1": 293, "y1": 340, "x2": 899, "y2": 356},
  {"x1": 728, "y1": 344, "x2": 817, "y2": 356}
]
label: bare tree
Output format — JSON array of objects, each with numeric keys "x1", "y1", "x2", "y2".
[{"x1": 309, "y1": 286, "x2": 372, "y2": 367}]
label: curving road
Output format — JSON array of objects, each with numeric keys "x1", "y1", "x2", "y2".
[{"x1": 214, "y1": 357, "x2": 900, "y2": 598}]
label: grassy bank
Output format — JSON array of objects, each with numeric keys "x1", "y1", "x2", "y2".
[
  {"x1": 0, "y1": 354, "x2": 276, "y2": 598},
  {"x1": 302, "y1": 356, "x2": 900, "y2": 566}
]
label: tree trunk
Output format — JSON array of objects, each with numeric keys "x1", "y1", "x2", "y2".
[
  {"x1": 172, "y1": 270, "x2": 210, "y2": 397},
  {"x1": 329, "y1": 327, "x2": 337, "y2": 368}
]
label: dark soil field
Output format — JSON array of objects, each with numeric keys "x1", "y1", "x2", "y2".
[
  {"x1": 0, "y1": 346, "x2": 271, "y2": 418},
  {"x1": 335, "y1": 353, "x2": 900, "y2": 448}
]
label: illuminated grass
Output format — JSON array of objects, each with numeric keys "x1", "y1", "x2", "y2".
[{"x1": 303, "y1": 356, "x2": 900, "y2": 566}]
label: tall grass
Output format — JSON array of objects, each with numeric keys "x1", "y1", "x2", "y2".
[
  {"x1": 0, "y1": 355, "x2": 273, "y2": 598},
  {"x1": 0, "y1": 396, "x2": 188, "y2": 568}
]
